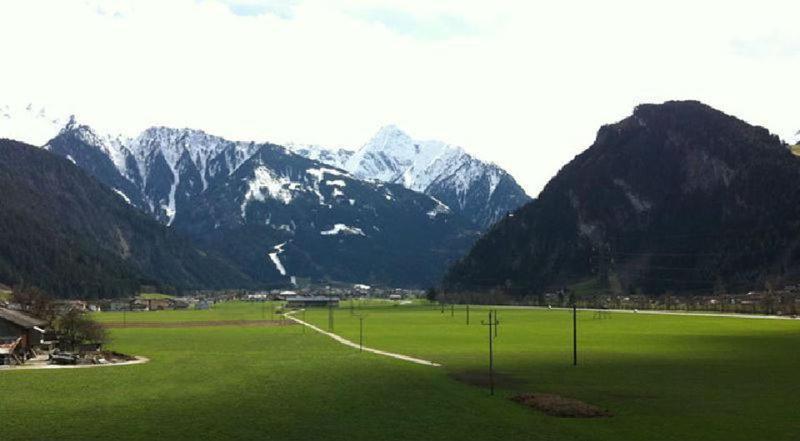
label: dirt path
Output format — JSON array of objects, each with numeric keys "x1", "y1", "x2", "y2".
[
  {"x1": 0, "y1": 357, "x2": 149, "y2": 371},
  {"x1": 102, "y1": 319, "x2": 294, "y2": 328},
  {"x1": 285, "y1": 311, "x2": 441, "y2": 367}
]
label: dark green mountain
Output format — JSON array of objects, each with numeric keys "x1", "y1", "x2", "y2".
[
  {"x1": 444, "y1": 101, "x2": 800, "y2": 297},
  {"x1": 0, "y1": 139, "x2": 253, "y2": 298}
]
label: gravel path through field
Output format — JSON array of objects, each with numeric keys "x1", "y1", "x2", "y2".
[
  {"x1": 0, "y1": 357, "x2": 149, "y2": 371},
  {"x1": 285, "y1": 310, "x2": 441, "y2": 367}
]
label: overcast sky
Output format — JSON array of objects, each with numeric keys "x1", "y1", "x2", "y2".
[{"x1": 1, "y1": 0, "x2": 799, "y2": 196}]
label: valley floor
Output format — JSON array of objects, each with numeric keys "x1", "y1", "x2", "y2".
[{"x1": 1, "y1": 301, "x2": 799, "y2": 440}]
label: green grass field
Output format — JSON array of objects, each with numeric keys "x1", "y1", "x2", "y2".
[{"x1": 2, "y1": 301, "x2": 799, "y2": 440}]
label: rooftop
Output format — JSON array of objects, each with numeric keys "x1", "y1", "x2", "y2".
[{"x1": 0, "y1": 307, "x2": 47, "y2": 329}]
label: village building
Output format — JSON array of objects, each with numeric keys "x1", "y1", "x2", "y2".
[
  {"x1": 113, "y1": 299, "x2": 132, "y2": 311},
  {"x1": 285, "y1": 296, "x2": 340, "y2": 308},
  {"x1": 172, "y1": 299, "x2": 190, "y2": 309},
  {"x1": 195, "y1": 299, "x2": 213, "y2": 310},
  {"x1": 132, "y1": 298, "x2": 174, "y2": 311},
  {"x1": 273, "y1": 290, "x2": 299, "y2": 301},
  {"x1": 52, "y1": 300, "x2": 88, "y2": 313},
  {"x1": 353, "y1": 284, "x2": 371, "y2": 293},
  {"x1": 0, "y1": 307, "x2": 48, "y2": 365}
]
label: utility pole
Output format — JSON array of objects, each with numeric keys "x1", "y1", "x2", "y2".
[
  {"x1": 481, "y1": 311, "x2": 499, "y2": 396},
  {"x1": 573, "y1": 302, "x2": 578, "y2": 366},
  {"x1": 328, "y1": 296, "x2": 334, "y2": 331}
]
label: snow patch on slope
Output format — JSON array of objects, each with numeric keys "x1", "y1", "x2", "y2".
[
  {"x1": 306, "y1": 167, "x2": 349, "y2": 180},
  {"x1": 268, "y1": 242, "x2": 287, "y2": 276},
  {"x1": 320, "y1": 224, "x2": 365, "y2": 236},
  {"x1": 113, "y1": 188, "x2": 132, "y2": 205},
  {"x1": 241, "y1": 166, "x2": 294, "y2": 217},
  {"x1": 427, "y1": 197, "x2": 451, "y2": 218},
  {"x1": 306, "y1": 167, "x2": 350, "y2": 206}
]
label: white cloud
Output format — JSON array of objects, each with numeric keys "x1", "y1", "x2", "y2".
[{"x1": 1, "y1": 0, "x2": 799, "y2": 196}]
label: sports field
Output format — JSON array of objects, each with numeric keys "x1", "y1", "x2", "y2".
[{"x1": 2, "y1": 301, "x2": 799, "y2": 440}]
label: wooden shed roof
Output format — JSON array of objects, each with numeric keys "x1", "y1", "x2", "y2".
[{"x1": 0, "y1": 307, "x2": 47, "y2": 329}]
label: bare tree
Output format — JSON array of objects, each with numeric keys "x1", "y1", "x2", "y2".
[
  {"x1": 11, "y1": 285, "x2": 55, "y2": 321},
  {"x1": 53, "y1": 309, "x2": 108, "y2": 351}
]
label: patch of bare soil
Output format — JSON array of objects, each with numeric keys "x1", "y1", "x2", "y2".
[
  {"x1": 449, "y1": 370, "x2": 526, "y2": 389},
  {"x1": 511, "y1": 393, "x2": 612, "y2": 418},
  {"x1": 102, "y1": 320, "x2": 295, "y2": 329}
]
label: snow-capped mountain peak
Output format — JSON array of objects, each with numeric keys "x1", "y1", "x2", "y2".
[
  {"x1": 345, "y1": 125, "x2": 460, "y2": 189},
  {"x1": 369, "y1": 124, "x2": 415, "y2": 151},
  {"x1": 290, "y1": 124, "x2": 530, "y2": 229},
  {"x1": 57, "y1": 117, "x2": 132, "y2": 174}
]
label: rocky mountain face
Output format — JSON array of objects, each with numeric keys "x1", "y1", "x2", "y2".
[
  {"x1": 444, "y1": 101, "x2": 800, "y2": 296},
  {"x1": 0, "y1": 139, "x2": 254, "y2": 298},
  {"x1": 0, "y1": 114, "x2": 479, "y2": 288},
  {"x1": 47, "y1": 120, "x2": 262, "y2": 225},
  {"x1": 289, "y1": 125, "x2": 531, "y2": 229},
  {"x1": 174, "y1": 146, "x2": 477, "y2": 286}
]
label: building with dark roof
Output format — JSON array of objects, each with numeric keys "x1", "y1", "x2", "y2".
[
  {"x1": 0, "y1": 307, "x2": 48, "y2": 364},
  {"x1": 285, "y1": 296, "x2": 340, "y2": 308}
]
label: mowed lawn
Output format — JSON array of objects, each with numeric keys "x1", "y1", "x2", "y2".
[
  {"x1": 302, "y1": 304, "x2": 800, "y2": 440},
  {"x1": 0, "y1": 302, "x2": 797, "y2": 440}
]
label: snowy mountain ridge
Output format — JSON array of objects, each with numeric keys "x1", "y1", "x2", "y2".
[
  {"x1": 0, "y1": 103, "x2": 512, "y2": 286},
  {"x1": 2, "y1": 111, "x2": 479, "y2": 287},
  {"x1": 289, "y1": 124, "x2": 531, "y2": 229},
  {"x1": 0, "y1": 104, "x2": 529, "y2": 229},
  {"x1": 44, "y1": 121, "x2": 267, "y2": 224}
]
